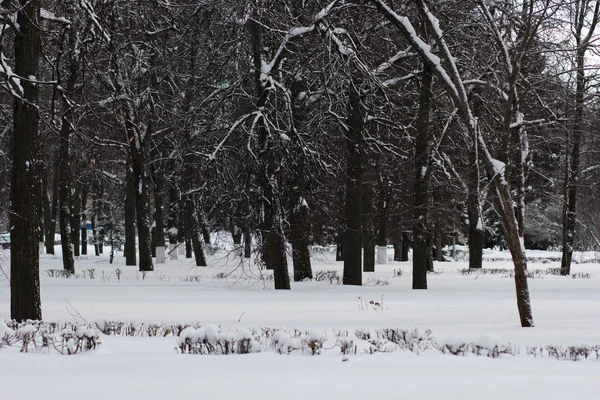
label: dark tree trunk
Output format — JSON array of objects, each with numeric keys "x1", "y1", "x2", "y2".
[
  {"x1": 291, "y1": 199, "x2": 313, "y2": 281},
  {"x1": 168, "y1": 185, "x2": 179, "y2": 260},
  {"x1": 125, "y1": 131, "x2": 153, "y2": 271},
  {"x1": 336, "y1": 234, "x2": 344, "y2": 261},
  {"x1": 36, "y1": 174, "x2": 45, "y2": 253},
  {"x1": 10, "y1": 0, "x2": 43, "y2": 321},
  {"x1": 124, "y1": 164, "x2": 137, "y2": 266},
  {"x1": 243, "y1": 226, "x2": 252, "y2": 258},
  {"x1": 343, "y1": 84, "x2": 363, "y2": 286},
  {"x1": 435, "y1": 222, "x2": 444, "y2": 262},
  {"x1": 153, "y1": 176, "x2": 166, "y2": 263},
  {"x1": 57, "y1": 4, "x2": 81, "y2": 271},
  {"x1": 80, "y1": 185, "x2": 88, "y2": 255},
  {"x1": 71, "y1": 185, "x2": 81, "y2": 257},
  {"x1": 468, "y1": 224, "x2": 484, "y2": 269},
  {"x1": 467, "y1": 151, "x2": 484, "y2": 269},
  {"x1": 93, "y1": 181, "x2": 105, "y2": 255},
  {"x1": 232, "y1": 225, "x2": 242, "y2": 257},
  {"x1": 250, "y1": 19, "x2": 290, "y2": 289},
  {"x1": 401, "y1": 231, "x2": 410, "y2": 261},
  {"x1": 426, "y1": 231, "x2": 434, "y2": 272},
  {"x1": 185, "y1": 198, "x2": 207, "y2": 266},
  {"x1": 151, "y1": 227, "x2": 156, "y2": 258},
  {"x1": 91, "y1": 216, "x2": 99, "y2": 256},
  {"x1": 412, "y1": 63, "x2": 434, "y2": 289},
  {"x1": 134, "y1": 164, "x2": 153, "y2": 271},
  {"x1": 288, "y1": 64, "x2": 313, "y2": 282},
  {"x1": 376, "y1": 189, "x2": 388, "y2": 264},
  {"x1": 201, "y1": 224, "x2": 211, "y2": 247},
  {"x1": 561, "y1": 48, "x2": 586, "y2": 276},
  {"x1": 393, "y1": 227, "x2": 403, "y2": 262},
  {"x1": 44, "y1": 167, "x2": 58, "y2": 254},
  {"x1": 185, "y1": 237, "x2": 192, "y2": 258},
  {"x1": 362, "y1": 179, "x2": 375, "y2": 272},
  {"x1": 58, "y1": 110, "x2": 74, "y2": 273}
]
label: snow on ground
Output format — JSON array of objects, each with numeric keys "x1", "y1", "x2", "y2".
[{"x1": 1, "y1": 243, "x2": 599, "y2": 399}]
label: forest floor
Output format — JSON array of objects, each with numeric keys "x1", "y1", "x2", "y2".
[{"x1": 0, "y1": 239, "x2": 599, "y2": 399}]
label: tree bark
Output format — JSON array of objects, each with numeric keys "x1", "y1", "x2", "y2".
[
  {"x1": 561, "y1": 46, "x2": 587, "y2": 275},
  {"x1": 376, "y1": 189, "x2": 388, "y2": 264},
  {"x1": 232, "y1": 224, "x2": 243, "y2": 257},
  {"x1": 70, "y1": 184, "x2": 81, "y2": 257},
  {"x1": 343, "y1": 84, "x2": 363, "y2": 286},
  {"x1": 362, "y1": 179, "x2": 375, "y2": 272},
  {"x1": 10, "y1": 0, "x2": 43, "y2": 321},
  {"x1": 250, "y1": 18, "x2": 290, "y2": 289},
  {"x1": 124, "y1": 163, "x2": 137, "y2": 266},
  {"x1": 412, "y1": 62, "x2": 434, "y2": 290},
  {"x1": 168, "y1": 185, "x2": 179, "y2": 260},
  {"x1": 336, "y1": 233, "x2": 344, "y2": 261},
  {"x1": 80, "y1": 185, "x2": 88, "y2": 255},
  {"x1": 185, "y1": 198, "x2": 207, "y2": 266},
  {"x1": 44, "y1": 166, "x2": 58, "y2": 254},
  {"x1": 244, "y1": 226, "x2": 252, "y2": 258},
  {"x1": 467, "y1": 152, "x2": 484, "y2": 268},
  {"x1": 133, "y1": 159, "x2": 153, "y2": 271},
  {"x1": 153, "y1": 174, "x2": 166, "y2": 263},
  {"x1": 401, "y1": 231, "x2": 410, "y2": 261},
  {"x1": 58, "y1": 108, "x2": 74, "y2": 273},
  {"x1": 291, "y1": 199, "x2": 313, "y2": 281},
  {"x1": 435, "y1": 223, "x2": 444, "y2": 262}
]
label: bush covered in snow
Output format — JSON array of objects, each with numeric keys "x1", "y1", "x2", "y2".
[
  {"x1": 1, "y1": 319, "x2": 100, "y2": 354},
  {"x1": 172, "y1": 324, "x2": 600, "y2": 361},
  {"x1": 96, "y1": 320, "x2": 196, "y2": 337},
  {"x1": 177, "y1": 324, "x2": 262, "y2": 354}
]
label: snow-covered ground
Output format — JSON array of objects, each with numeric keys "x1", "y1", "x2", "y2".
[{"x1": 1, "y1": 243, "x2": 599, "y2": 399}]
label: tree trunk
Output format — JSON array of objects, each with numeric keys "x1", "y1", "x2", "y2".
[
  {"x1": 244, "y1": 226, "x2": 252, "y2": 258},
  {"x1": 36, "y1": 173, "x2": 45, "y2": 254},
  {"x1": 153, "y1": 174, "x2": 166, "y2": 263},
  {"x1": 468, "y1": 224, "x2": 484, "y2": 269},
  {"x1": 250, "y1": 18, "x2": 290, "y2": 289},
  {"x1": 185, "y1": 237, "x2": 192, "y2": 258},
  {"x1": 412, "y1": 63, "x2": 434, "y2": 290},
  {"x1": 71, "y1": 185, "x2": 81, "y2": 257},
  {"x1": 291, "y1": 199, "x2": 313, "y2": 281},
  {"x1": 91, "y1": 216, "x2": 99, "y2": 256},
  {"x1": 185, "y1": 198, "x2": 207, "y2": 266},
  {"x1": 426, "y1": 231, "x2": 434, "y2": 272},
  {"x1": 44, "y1": 166, "x2": 58, "y2": 255},
  {"x1": 343, "y1": 84, "x2": 363, "y2": 286},
  {"x1": 58, "y1": 112, "x2": 74, "y2": 273},
  {"x1": 401, "y1": 231, "x2": 410, "y2": 261},
  {"x1": 376, "y1": 190, "x2": 388, "y2": 264},
  {"x1": 168, "y1": 185, "x2": 179, "y2": 260},
  {"x1": 467, "y1": 151, "x2": 484, "y2": 268},
  {"x1": 362, "y1": 179, "x2": 375, "y2": 272},
  {"x1": 134, "y1": 164, "x2": 153, "y2": 271},
  {"x1": 201, "y1": 224, "x2": 211, "y2": 247},
  {"x1": 336, "y1": 233, "x2": 344, "y2": 261},
  {"x1": 561, "y1": 48, "x2": 586, "y2": 276},
  {"x1": 393, "y1": 227, "x2": 403, "y2": 262},
  {"x1": 232, "y1": 225, "x2": 243, "y2": 257},
  {"x1": 10, "y1": 0, "x2": 43, "y2": 321},
  {"x1": 80, "y1": 185, "x2": 88, "y2": 255},
  {"x1": 124, "y1": 164, "x2": 137, "y2": 266},
  {"x1": 435, "y1": 223, "x2": 444, "y2": 262}
]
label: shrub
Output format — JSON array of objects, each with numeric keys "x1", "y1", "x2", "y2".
[{"x1": 1, "y1": 319, "x2": 101, "y2": 355}]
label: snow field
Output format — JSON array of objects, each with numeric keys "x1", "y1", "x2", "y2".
[{"x1": 1, "y1": 243, "x2": 599, "y2": 399}]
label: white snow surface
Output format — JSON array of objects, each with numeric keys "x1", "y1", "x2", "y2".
[{"x1": 1, "y1": 240, "x2": 600, "y2": 398}]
